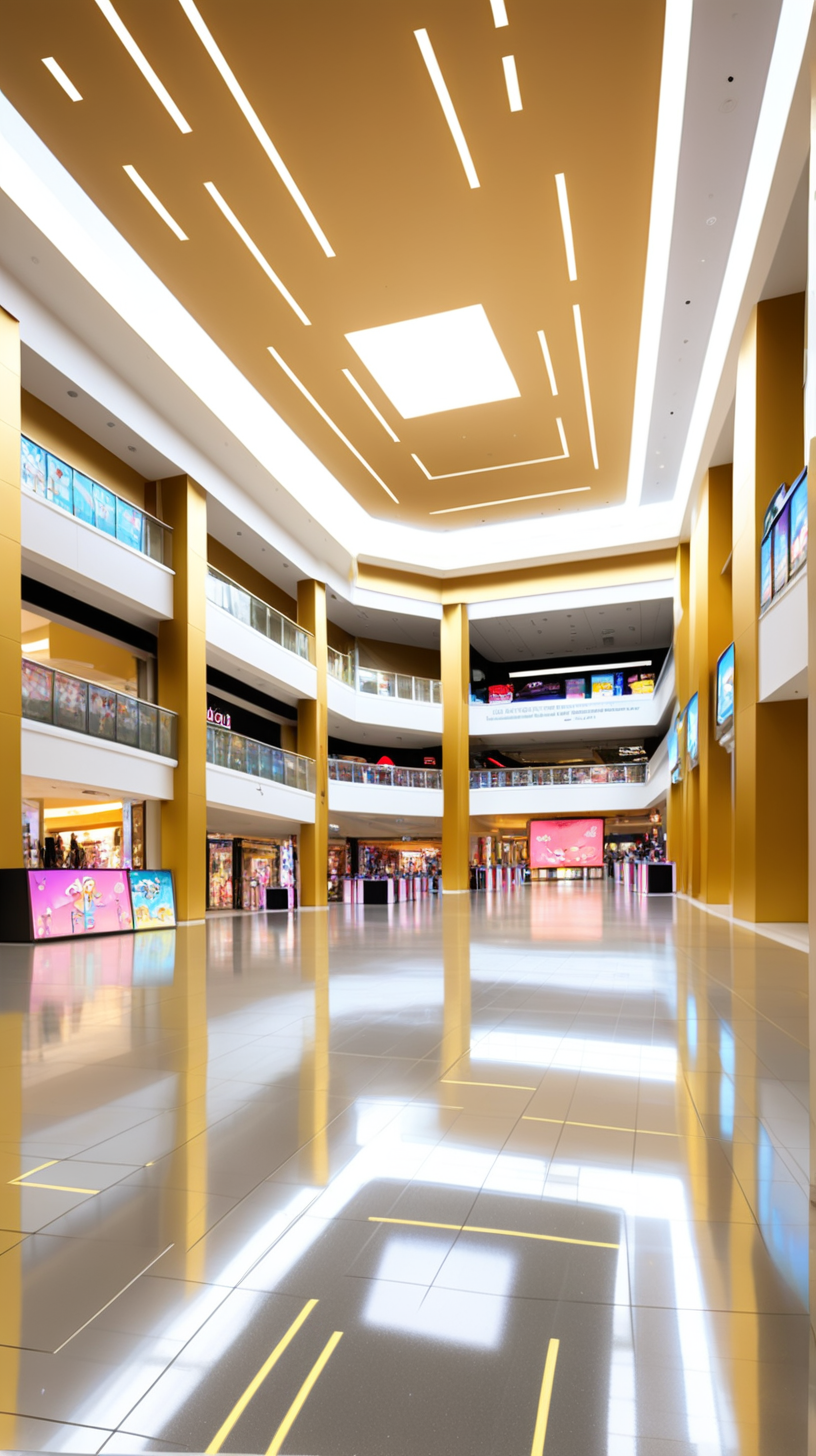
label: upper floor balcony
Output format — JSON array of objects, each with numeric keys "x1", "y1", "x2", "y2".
[
  {"x1": 469, "y1": 758, "x2": 667, "y2": 815},
  {"x1": 206, "y1": 723, "x2": 316, "y2": 828},
  {"x1": 21, "y1": 658, "x2": 177, "y2": 801},
  {"x1": 328, "y1": 758, "x2": 443, "y2": 817},
  {"x1": 327, "y1": 648, "x2": 442, "y2": 738},
  {"x1": 20, "y1": 436, "x2": 174, "y2": 626},
  {"x1": 469, "y1": 651, "x2": 675, "y2": 739},
  {"x1": 205, "y1": 567, "x2": 317, "y2": 706}
]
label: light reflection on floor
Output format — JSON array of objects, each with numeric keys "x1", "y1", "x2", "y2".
[{"x1": 0, "y1": 883, "x2": 809, "y2": 1454}]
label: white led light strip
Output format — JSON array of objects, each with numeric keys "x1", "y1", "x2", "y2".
[
  {"x1": 94, "y1": 0, "x2": 191, "y2": 133},
  {"x1": 414, "y1": 29, "x2": 480, "y2": 189},
  {"x1": 413, "y1": 417, "x2": 569, "y2": 482},
  {"x1": 124, "y1": 166, "x2": 187, "y2": 241},
  {"x1": 205, "y1": 182, "x2": 310, "y2": 324}
]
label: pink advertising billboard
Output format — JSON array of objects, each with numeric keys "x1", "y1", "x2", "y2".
[
  {"x1": 28, "y1": 869, "x2": 134, "y2": 939},
  {"x1": 529, "y1": 818, "x2": 604, "y2": 868}
]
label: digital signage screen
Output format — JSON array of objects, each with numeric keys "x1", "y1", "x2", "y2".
[
  {"x1": 28, "y1": 869, "x2": 134, "y2": 939},
  {"x1": 790, "y1": 473, "x2": 808, "y2": 575},
  {"x1": 130, "y1": 870, "x2": 177, "y2": 930},
  {"x1": 716, "y1": 643, "x2": 735, "y2": 729},
  {"x1": 772, "y1": 501, "x2": 790, "y2": 596},
  {"x1": 668, "y1": 722, "x2": 682, "y2": 783},
  {"x1": 591, "y1": 674, "x2": 614, "y2": 699},
  {"x1": 686, "y1": 693, "x2": 699, "y2": 769},
  {"x1": 529, "y1": 818, "x2": 603, "y2": 868},
  {"x1": 760, "y1": 534, "x2": 773, "y2": 609},
  {"x1": 565, "y1": 677, "x2": 586, "y2": 699}
]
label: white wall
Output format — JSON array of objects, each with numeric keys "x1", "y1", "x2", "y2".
[
  {"x1": 22, "y1": 719, "x2": 176, "y2": 799},
  {"x1": 22, "y1": 493, "x2": 174, "y2": 626},
  {"x1": 469, "y1": 653, "x2": 675, "y2": 737},
  {"x1": 328, "y1": 778, "x2": 444, "y2": 818},
  {"x1": 758, "y1": 568, "x2": 808, "y2": 702},
  {"x1": 206, "y1": 601, "x2": 317, "y2": 705},
  {"x1": 206, "y1": 763, "x2": 315, "y2": 828},
  {"x1": 327, "y1": 675, "x2": 442, "y2": 737}
]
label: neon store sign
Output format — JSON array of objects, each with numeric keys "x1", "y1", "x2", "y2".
[{"x1": 207, "y1": 707, "x2": 232, "y2": 729}]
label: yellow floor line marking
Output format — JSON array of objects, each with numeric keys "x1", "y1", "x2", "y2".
[
  {"x1": 531, "y1": 1338, "x2": 560, "y2": 1455},
  {"x1": 266, "y1": 1330, "x2": 343, "y2": 1456},
  {"x1": 368, "y1": 1216, "x2": 618, "y2": 1250},
  {"x1": 442, "y1": 1078, "x2": 536, "y2": 1092},
  {"x1": 206, "y1": 1298, "x2": 318, "y2": 1455},
  {"x1": 523, "y1": 1116, "x2": 679, "y2": 1137},
  {"x1": 16, "y1": 1182, "x2": 99, "y2": 1194},
  {"x1": 9, "y1": 1160, "x2": 59, "y2": 1184}
]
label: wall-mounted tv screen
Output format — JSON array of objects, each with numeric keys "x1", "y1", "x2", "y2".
[
  {"x1": 715, "y1": 643, "x2": 735, "y2": 733},
  {"x1": 772, "y1": 501, "x2": 790, "y2": 596},
  {"x1": 529, "y1": 818, "x2": 603, "y2": 868},
  {"x1": 686, "y1": 693, "x2": 699, "y2": 770},
  {"x1": 591, "y1": 674, "x2": 614, "y2": 699},
  {"x1": 565, "y1": 677, "x2": 586, "y2": 699},
  {"x1": 669, "y1": 722, "x2": 682, "y2": 783},
  {"x1": 790, "y1": 471, "x2": 808, "y2": 576},
  {"x1": 760, "y1": 534, "x2": 773, "y2": 608}
]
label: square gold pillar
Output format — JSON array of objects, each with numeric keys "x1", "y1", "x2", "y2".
[
  {"x1": 0, "y1": 308, "x2": 22, "y2": 868},
  {"x1": 158, "y1": 476, "x2": 208, "y2": 922},
  {"x1": 441, "y1": 602, "x2": 470, "y2": 893},
  {"x1": 297, "y1": 579, "x2": 328, "y2": 907},
  {"x1": 732, "y1": 294, "x2": 807, "y2": 921}
]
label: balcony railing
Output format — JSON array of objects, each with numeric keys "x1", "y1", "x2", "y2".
[
  {"x1": 470, "y1": 764, "x2": 649, "y2": 788},
  {"x1": 329, "y1": 759, "x2": 442, "y2": 790},
  {"x1": 22, "y1": 659, "x2": 178, "y2": 758},
  {"x1": 207, "y1": 725, "x2": 315, "y2": 793},
  {"x1": 206, "y1": 567, "x2": 314, "y2": 662},
  {"x1": 21, "y1": 435, "x2": 172, "y2": 566},
  {"x1": 327, "y1": 649, "x2": 442, "y2": 705}
]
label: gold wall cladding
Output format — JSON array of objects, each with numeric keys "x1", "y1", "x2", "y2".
[
  {"x1": 298, "y1": 579, "x2": 328, "y2": 908},
  {"x1": 441, "y1": 603, "x2": 470, "y2": 894}
]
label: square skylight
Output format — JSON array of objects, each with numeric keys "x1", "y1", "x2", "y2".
[{"x1": 345, "y1": 304, "x2": 520, "y2": 419}]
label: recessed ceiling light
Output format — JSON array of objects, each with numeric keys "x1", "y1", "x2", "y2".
[
  {"x1": 128, "y1": 445, "x2": 137, "y2": 452},
  {"x1": 490, "y1": 0, "x2": 509, "y2": 26},
  {"x1": 536, "y1": 330, "x2": 558, "y2": 396},
  {"x1": 267, "y1": 346, "x2": 398, "y2": 504},
  {"x1": 554, "y1": 173, "x2": 578, "y2": 282},
  {"x1": 94, "y1": 0, "x2": 191, "y2": 133},
  {"x1": 430, "y1": 484, "x2": 589, "y2": 516},
  {"x1": 341, "y1": 369, "x2": 399, "y2": 441},
  {"x1": 502, "y1": 56, "x2": 522, "y2": 112},
  {"x1": 67, "y1": 390, "x2": 78, "y2": 398},
  {"x1": 572, "y1": 304, "x2": 599, "y2": 470},
  {"x1": 178, "y1": 0, "x2": 333, "y2": 256},
  {"x1": 346, "y1": 305, "x2": 517, "y2": 419},
  {"x1": 41, "y1": 57, "x2": 82, "y2": 102},
  {"x1": 124, "y1": 165, "x2": 188, "y2": 240},
  {"x1": 205, "y1": 182, "x2": 309, "y2": 323},
  {"x1": 414, "y1": 30, "x2": 480, "y2": 190}
]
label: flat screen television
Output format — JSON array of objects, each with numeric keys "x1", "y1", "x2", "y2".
[
  {"x1": 789, "y1": 470, "x2": 808, "y2": 576},
  {"x1": 686, "y1": 693, "x2": 699, "y2": 770},
  {"x1": 565, "y1": 677, "x2": 586, "y2": 699},
  {"x1": 772, "y1": 501, "x2": 790, "y2": 596},
  {"x1": 591, "y1": 674, "x2": 614, "y2": 699},
  {"x1": 715, "y1": 642, "x2": 735, "y2": 745},
  {"x1": 528, "y1": 818, "x2": 603, "y2": 868},
  {"x1": 763, "y1": 482, "x2": 788, "y2": 537},
  {"x1": 760, "y1": 533, "x2": 773, "y2": 609},
  {"x1": 668, "y1": 722, "x2": 682, "y2": 783}
]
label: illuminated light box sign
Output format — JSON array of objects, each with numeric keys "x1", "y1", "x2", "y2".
[
  {"x1": 529, "y1": 818, "x2": 604, "y2": 868},
  {"x1": 130, "y1": 870, "x2": 177, "y2": 930},
  {"x1": 29, "y1": 869, "x2": 134, "y2": 939},
  {"x1": 207, "y1": 706, "x2": 232, "y2": 729}
]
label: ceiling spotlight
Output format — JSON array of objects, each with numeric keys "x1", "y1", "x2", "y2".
[{"x1": 67, "y1": 390, "x2": 78, "y2": 398}]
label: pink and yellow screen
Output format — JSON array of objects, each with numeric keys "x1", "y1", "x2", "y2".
[{"x1": 529, "y1": 818, "x2": 604, "y2": 868}]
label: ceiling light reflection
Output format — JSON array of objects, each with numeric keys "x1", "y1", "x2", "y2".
[
  {"x1": 94, "y1": 0, "x2": 191, "y2": 133},
  {"x1": 178, "y1": 0, "x2": 334, "y2": 256},
  {"x1": 502, "y1": 56, "x2": 523, "y2": 112},
  {"x1": 41, "y1": 58, "x2": 82, "y2": 102},
  {"x1": 124, "y1": 165, "x2": 188, "y2": 241},
  {"x1": 471, "y1": 1029, "x2": 677, "y2": 1081},
  {"x1": 365, "y1": 1250, "x2": 511, "y2": 1348},
  {"x1": 414, "y1": 30, "x2": 480, "y2": 189},
  {"x1": 205, "y1": 182, "x2": 310, "y2": 324}
]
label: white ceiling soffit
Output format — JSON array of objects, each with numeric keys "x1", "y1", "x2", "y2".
[
  {"x1": 468, "y1": 598, "x2": 675, "y2": 665},
  {"x1": 0, "y1": 0, "x2": 810, "y2": 582},
  {"x1": 467, "y1": 579, "x2": 675, "y2": 621}
]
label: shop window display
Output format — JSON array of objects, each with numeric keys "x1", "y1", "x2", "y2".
[{"x1": 207, "y1": 837, "x2": 234, "y2": 909}]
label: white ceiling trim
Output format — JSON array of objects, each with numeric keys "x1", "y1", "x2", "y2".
[{"x1": 467, "y1": 578, "x2": 676, "y2": 621}]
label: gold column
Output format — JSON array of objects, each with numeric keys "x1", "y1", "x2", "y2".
[
  {"x1": 158, "y1": 476, "x2": 208, "y2": 922},
  {"x1": 732, "y1": 295, "x2": 807, "y2": 921},
  {"x1": 297, "y1": 579, "x2": 328, "y2": 908},
  {"x1": 0, "y1": 309, "x2": 22, "y2": 867},
  {"x1": 666, "y1": 543, "x2": 689, "y2": 885},
  {"x1": 688, "y1": 466, "x2": 733, "y2": 902},
  {"x1": 441, "y1": 602, "x2": 470, "y2": 893}
]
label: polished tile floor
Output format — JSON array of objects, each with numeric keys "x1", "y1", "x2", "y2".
[{"x1": 0, "y1": 884, "x2": 809, "y2": 1454}]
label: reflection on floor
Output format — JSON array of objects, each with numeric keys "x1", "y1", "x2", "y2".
[{"x1": 0, "y1": 884, "x2": 809, "y2": 1454}]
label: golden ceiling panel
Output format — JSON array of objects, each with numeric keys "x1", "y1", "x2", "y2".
[{"x1": 0, "y1": 1, "x2": 665, "y2": 527}]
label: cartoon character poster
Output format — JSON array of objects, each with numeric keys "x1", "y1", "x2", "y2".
[
  {"x1": 28, "y1": 869, "x2": 134, "y2": 939},
  {"x1": 529, "y1": 818, "x2": 604, "y2": 868},
  {"x1": 130, "y1": 870, "x2": 177, "y2": 930}
]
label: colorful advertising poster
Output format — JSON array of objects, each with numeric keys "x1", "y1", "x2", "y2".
[
  {"x1": 21, "y1": 437, "x2": 46, "y2": 496},
  {"x1": 772, "y1": 502, "x2": 790, "y2": 596},
  {"x1": 529, "y1": 818, "x2": 603, "y2": 868},
  {"x1": 116, "y1": 498, "x2": 144, "y2": 551},
  {"x1": 686, "y1": 693, "x2": 699, "y2": 768},
  {"x1": 790, "y1": 476, "x2": 808, "y2": 574},
  {"x1": 760, "y1": 534, "x2": 773, "y2": 608},
  {"x1": 46, "y1": 453, "x2": 73, "y2": 511},
  {"x1": 93, "y1": 482, "x2": 117, "y2": 536},
  {"x1": 130, "y1": 870, "x2": 177, "y2": 930},
  {"x1": 21, "y1": 659, "x2": 52, "y2": 721},
  {"x1": 488, "y1": 684, "x2": 513, "y2": 703},
  {"x1": 28, "y1": 869, "x2": 134, "y2": 939},
  {"x1": 668, "y1": 723, "x2": 681, "y2": 782},
  {"x1": 565, "y1": 677, "x2": 586, "y2": 699},
  {"x1": 591, "y1": 674, "x2": 614, "y2": 699},
  {"x1": 716, "y1": 643, "x2": 735, "y2": 726},
  {"x1": 72, "y1": 471, "x2": 95, "y2": 525},
  {"x1": 627, "y1": 674, "x2": 655, "y2": 695},
  {"x1": 515, "y1": 679, "x2": 562, "y2": 702}
]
